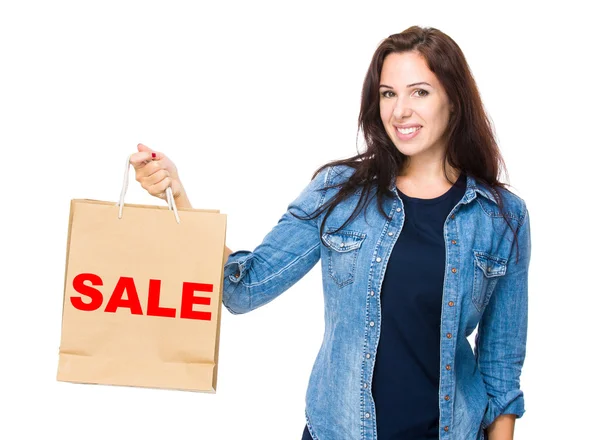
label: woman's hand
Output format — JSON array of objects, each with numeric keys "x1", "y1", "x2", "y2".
[{"x1": 129, "y1": 143, "x2": 185, "y2": 202}]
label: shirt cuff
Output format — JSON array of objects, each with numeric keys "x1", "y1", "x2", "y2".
[
  {"x1": 482, "y1": 391, "x2": 525, "y2": 429},
  {"x1": 223, "y1": 250, "x2": 254, "y2": 283}
]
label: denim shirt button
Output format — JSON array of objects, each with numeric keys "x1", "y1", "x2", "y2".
[
  {"x1": 445, "y1": 364, "x2": 451, "y2": 370},
  {"x1": 451, "y1": 239, "x2": 457, "y2": 244},
  {"x1": 370, "y1": 291, "x2": 375, "y2": 296},
  {"x1": 396, "y1": 207, "x2": 402, "y2": 212},
  {"x1": 365, "y1": 412, "x2": 371, "y2": 419},
  {"x1": 444, "y1": 426, "x2": 449, "y2": 432},
  {"x1": 444, "y1": 395, "x2": 450, "y2": 401},
  {"x1": 446, "y1": 333, "x2": 452, "y2": 339},
  {"x1": 451, "y1": 268, "x2": 457, "y2": 273},
  {"x1": 376, "y1": 257, "x2": 382, "y2": 262},
  {"x1": 366, "y1": 353, "x2": 371, "y2": 359},
  {"x1": 388, "y1": 231, "x2": 393, "y2": 236},
  {"x1": 369, "y1": 321, "x2": 375, "y2": 327},
  {"x1": 448, "y1": 301, "x2": 455, "y2": 307},
  {"x1": 364, "y1": 383, "x2": 368, "y2": 389}
]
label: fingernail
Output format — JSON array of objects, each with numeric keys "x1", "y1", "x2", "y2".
[{"x1": 151, "y1": 153, "x2": 156, "y2": 158}]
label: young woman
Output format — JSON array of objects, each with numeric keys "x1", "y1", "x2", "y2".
[{"x1": 130, "y1": 26, "x2": 531, "y2": 440}]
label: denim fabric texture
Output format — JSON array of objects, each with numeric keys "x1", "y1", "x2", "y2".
[{"x1": 223, "y1": 165, "x2": 531, "y2": 440}]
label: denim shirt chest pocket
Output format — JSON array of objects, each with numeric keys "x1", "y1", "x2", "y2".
[
  {"x1": 322, "y1": 229, "x2": 367, "y2": 288},
  {"x1": 472, "y1": 250, "x2": 508, "y2": 312}
]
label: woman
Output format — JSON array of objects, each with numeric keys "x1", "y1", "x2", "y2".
[{"x1": 130, "y1": 26, "x2": 531, "y2": 440}]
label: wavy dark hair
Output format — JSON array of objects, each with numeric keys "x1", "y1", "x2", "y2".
[{"x1": 293, "y1": 26, "x2": 522, "y2": 261}]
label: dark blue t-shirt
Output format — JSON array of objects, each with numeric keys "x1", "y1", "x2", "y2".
[
  {"x1": 302, "y1": 174, "x2": 467, "y2": 440},
  {"x1": 371, "y1": 173, "x2": 467, "y2": 440}
]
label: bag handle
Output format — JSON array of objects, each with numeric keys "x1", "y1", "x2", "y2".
[{"x1": 117, "y1": 155, "x2": 181, "y2": 224}]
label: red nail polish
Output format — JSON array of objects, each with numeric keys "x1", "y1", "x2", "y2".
[{"x1": 151, "y1": 153, "x2": 156, "y2": 158}]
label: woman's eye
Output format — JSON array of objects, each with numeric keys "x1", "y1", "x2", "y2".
[
  {"x1": 380, "y1": 90, "x2": 395, "y2": 98},
  {"x1": 414, "y1": 89, "x2": 429, "y2": 97}
]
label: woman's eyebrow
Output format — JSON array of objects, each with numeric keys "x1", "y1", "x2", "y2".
[{"x1": 379, "y1": 82, "x2": 432, "y2": 89}]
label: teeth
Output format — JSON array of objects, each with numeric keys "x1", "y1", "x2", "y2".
[{"x1": 397, "y1": 126, "x2": 420, "y2": 135}]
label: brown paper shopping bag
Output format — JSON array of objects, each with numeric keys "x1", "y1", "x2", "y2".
[{"x1": 57, "y1": 157, "x2": 227, "y2": 392}]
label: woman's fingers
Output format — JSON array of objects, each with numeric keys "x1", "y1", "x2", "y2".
[
  {"x1": 130, "y1": 151, "x2": 154, "y2": 170},
  {"x1": 140, "y1": 169, "x2": 169, "y2": 187},
  {"x1": 131, "y1": 143, "x2": 181, "y2": 200},
  {"x1": 132, "y1": 153, "x2": 164, "y2": 183},
  {"x1": 148, "y1": 176, "x2": 173, "y2": 199},
  {"x1": 139, "y1": 169, "x2": 170, "y2": 197}
]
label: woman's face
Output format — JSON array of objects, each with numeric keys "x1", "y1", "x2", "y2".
[{"x1": 379, "y1": 51, "x2": 453, "y2": 162}]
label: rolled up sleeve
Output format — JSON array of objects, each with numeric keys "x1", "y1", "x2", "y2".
[
  {"x1": 475, "y1": 205, "x2": 532, "y2": 429},
  {"x1": 222, "y1": 166, "x2": 332, "y2": 315}
]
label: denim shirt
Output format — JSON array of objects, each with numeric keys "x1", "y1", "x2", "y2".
[{"x1": 222, "y1": 165, "x2": 531, "y2": 440}]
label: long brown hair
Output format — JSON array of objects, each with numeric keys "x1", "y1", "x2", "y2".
[{"x1": 293, "y1": 26, "x2": 522, "y2": 261}]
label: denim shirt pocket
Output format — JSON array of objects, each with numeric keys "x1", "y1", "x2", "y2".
[
  {"x1": 322, "y1": 229, "x2": 366, "y2": 288},
  {"x1": 472, "y1": 251, "x2": 508, "y2": 312}
]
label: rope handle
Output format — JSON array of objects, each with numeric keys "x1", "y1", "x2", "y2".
[{"x1": 117, "y1": 154, "x2": 181, "y2": 224}]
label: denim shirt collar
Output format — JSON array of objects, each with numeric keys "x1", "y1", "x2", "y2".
[{"x1": 388, "y1": 173, "x2": 499, "y2": 206}]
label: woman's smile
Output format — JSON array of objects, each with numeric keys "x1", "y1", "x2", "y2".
[{"x1": 395, "y1": 125, "x2": 422, "y2": 140}]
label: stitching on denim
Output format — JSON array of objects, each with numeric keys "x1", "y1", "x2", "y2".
[
  {"x1": 327, "y1": 246, "x2": 360, "y2": 288},
  {"x1": 322, "y1": 230, "x2": 367, "y2": 252},
  {"x1": 321, "y1": 228, "x2": 366, "y2": 287},
  {"x1": 476, "y1": 197, "x2": 520, "y2": 219},
  {"x1": 473, "y1": 251, "x2": 508, "y2": 265},
  {"x1": 472, "y1": 250, "x2": 508, "y2": 312}
]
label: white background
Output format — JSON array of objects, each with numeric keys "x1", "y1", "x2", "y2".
[{"x1": 1, "y1": 1, "x2": 598, "y2": 439}]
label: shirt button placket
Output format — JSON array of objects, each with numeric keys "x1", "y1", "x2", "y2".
[{"x1": 441, "y1": 212, "x2": 458, "y2": 437}]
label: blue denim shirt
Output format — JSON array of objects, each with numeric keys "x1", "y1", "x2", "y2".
[{"x1": 222, "y1": 165, "x2": 531, "y2": 440}]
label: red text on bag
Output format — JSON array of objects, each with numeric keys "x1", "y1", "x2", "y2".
[{"x1": 70, "y1": 273, "x2": 213, "y2": 321}]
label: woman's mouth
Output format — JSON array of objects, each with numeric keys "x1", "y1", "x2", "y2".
[{"x1": 395, "y1": 125, "x2": 422, "y2": 141}]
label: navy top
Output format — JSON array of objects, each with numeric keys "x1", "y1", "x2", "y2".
[
  {"x1": 302, "y1": 174, "x2": 467, "y2": 440},
  {"x1": 371, "y1": 173, "x2": 467, "y2": 440}
]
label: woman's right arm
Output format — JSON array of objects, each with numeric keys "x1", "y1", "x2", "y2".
[
  {"x1": 221, "y1": 165, "x2": 331, "y2": 314},
  {"x1": 131, "y1": 143, "x2": 332, "y2": 312}
]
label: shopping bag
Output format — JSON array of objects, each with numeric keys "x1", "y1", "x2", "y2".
[{"x1": 57, "y1": 156, "x2": 227, "y2": 392}]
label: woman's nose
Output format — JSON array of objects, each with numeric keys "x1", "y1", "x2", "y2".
[{"x1": 392, "y1": 99, "x2": 413, "y2": 119}]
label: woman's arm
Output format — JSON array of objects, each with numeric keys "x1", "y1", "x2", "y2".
[
  {"x1": 219, "y1": 166, "x2": 332, "y2": 314},
  {"x1": 486, "y1": 414, "x2": 516, "y2": 440},
  {"x1": 475, "y1": 204, "x2": 531, "y2": 432}
]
